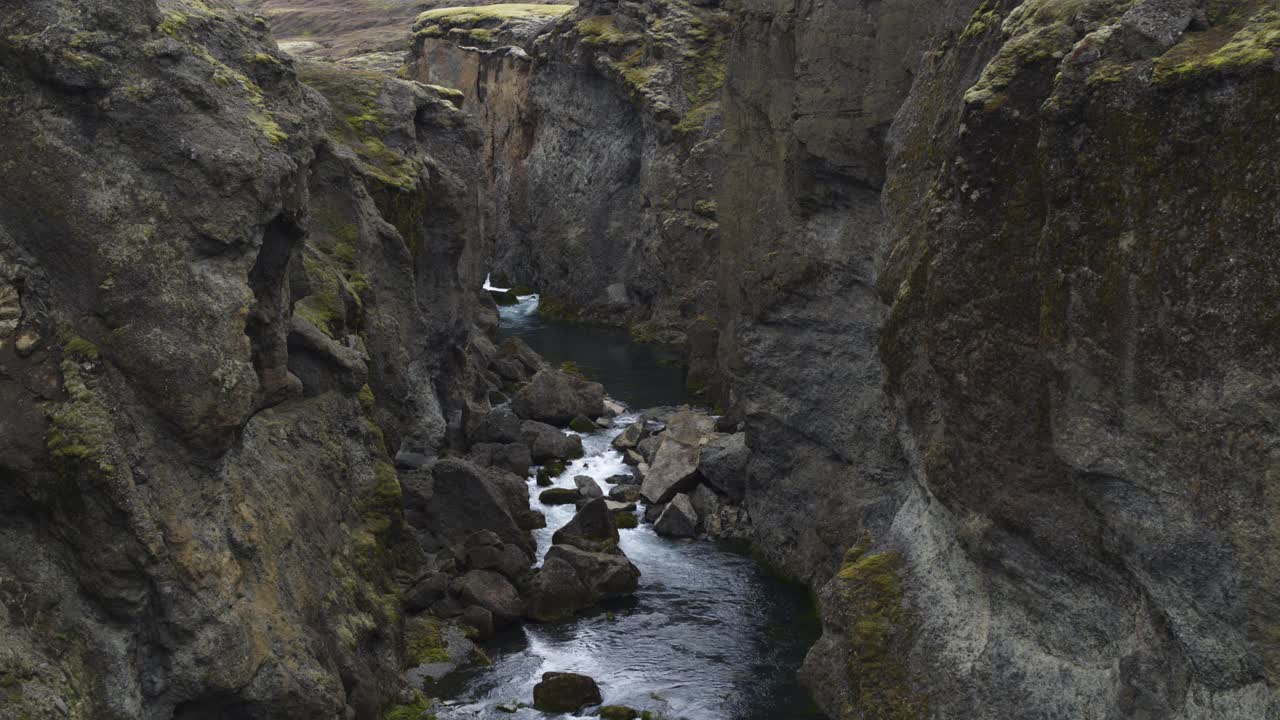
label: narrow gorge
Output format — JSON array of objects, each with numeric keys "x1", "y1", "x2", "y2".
[{"x1": 1, "y1": 0, "x2": 1278, "y2": 719}]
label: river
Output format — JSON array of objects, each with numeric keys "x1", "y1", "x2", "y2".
[{"x1": 433, "y1": 295, "x2": 824, "y2": 719}]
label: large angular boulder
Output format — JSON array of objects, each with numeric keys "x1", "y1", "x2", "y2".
[
  {"x1": 525, "y1": 545, "x2": 640, "y2": 621},
  {"x1": 454, "y1": 569, "x2": 524, "y2": 626},
  {"x1": 636, "y1": 435, "x2": 663, "y2": 463},
  {"x1": 470, "y1": 406, "x2": 523, "y2": 444},
  {"x1": 499, "y1": 336, "x2": 544, "y2": 374},
  {"x1": 402, "y1": 459, "x2": 535, "y2": 557},
  {"x1": 469, "y1": 442, "x2": 532, "y2": 477},
  {"x1": 521, "y1": 420, "x2": 585, "y2": 462},
  {"x1": 608, "y1": 485, "x2": 643, "y2": 503},
  {"x1": 697, "y1": 432, "x2": 748, "y2": 502},
  {"x1": 532, "y1": 672, "x2": 602, "y2": 713},
  {"x1": 663, "y1": 409, "x2": 716, "y2": 446},
  {"x1": 639, "y1": 438, "x2": 701, "y2": 504},
  {"x1": 611, "y1": 420, "x2": 645, "y2": 451},
  {"x1": 654, "y1": 493, "x2": 697, "y2": 538},
  {"x1": 551, "y1": 498, "x2": 619, "y2": 553},
  {"x1": 574, "y1": 475, "x2": 603, "y2": 499},
  {"x1": 513, "y1": 368, "x2": 605, "y2": 425}
]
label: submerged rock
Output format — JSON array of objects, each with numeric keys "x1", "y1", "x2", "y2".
[
  {"x1": 532, "y1": 672, "x2": 603, "y2": 713},
  {"x1": 513, "y1": 368, "x2": 605, "y2": 425}
]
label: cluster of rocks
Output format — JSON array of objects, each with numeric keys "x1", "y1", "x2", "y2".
[
  {"x1": 612, "y1": 408, "x2": 750, "y2": 540},
  {"x1": 397, "y1": 346, "x2": 644, "y2": 652},
  {"x1": 526, "y1": 498, "x2": 641, "y2": 621}
]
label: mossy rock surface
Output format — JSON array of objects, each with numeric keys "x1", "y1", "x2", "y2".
[
  {"x1": 601, "y1": 705, "x2": 640, "y2": 720},
  {"x1": 539, "y1": 488, "x2": 580, "y2": 505},
  {"x1": 614, "y1": 512, "x2": 639, "y2": 529},
  {"x1": 532, "y1": 672, "x2": 602, "y2": 713}
]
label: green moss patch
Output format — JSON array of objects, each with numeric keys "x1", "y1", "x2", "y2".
[
  {"x1": 46, "y1": 361, "x2": 117, "y2": 480},
  {"x1": 415, "y1": 3, "x2": 572, "y2": 45},
  {"x1": 384, "y1": 690, "x2": 437, "y2": 720},
  {"x1": 405, "y1": 616, "x2": 450, "y2": 665},
  {"x1": 298, "y1": 62, "x2": 419, "y2": 189},
  {"x1": 418, "y1": 4, "x2": 572, "y2": 25},
  {"x1": 578, "y1": 15, "x2": 635, "y2": 46},
  {"x1": 1153, "y1": 10, "x2": 1280, "y2": 85},
  {"x1": 831, "y1": 542, "x2": 926, "y2": 719}
]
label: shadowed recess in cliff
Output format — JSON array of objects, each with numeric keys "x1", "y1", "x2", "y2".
[{"x1": 246, "y1": 214, "x2": 304, "y2": 404}]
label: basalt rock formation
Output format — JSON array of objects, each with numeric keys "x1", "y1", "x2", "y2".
[
  {"x1": 0, "y1": 0, "x2": 526, "y2": 717},
  {"x1": 719, "y1": 0, "x2": 1280, "y2": 717},
  {"x1": 4, "y1": 0, "x2": 1280, "y2": 717},
  {"x1": 406, "y1": 0, "x2": 729, "y2": 388}
]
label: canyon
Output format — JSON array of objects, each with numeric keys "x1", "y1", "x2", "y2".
[{"x1": 1, "y1": 0, "x2": 1279, "y2": 718}]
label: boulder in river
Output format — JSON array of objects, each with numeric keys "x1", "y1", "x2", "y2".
[
  {"x1": 608, "y1": 485, "x2": 643, "y2": 503},
  {"x1": 552, "y1": 498, "x2": 619, "y2": 553},
  {"x1": 600, "y1": 706, "x2": 639, "y2": 720},
  {"x1": 605, "y1": 473, "x2": 636, "y2": 485},
  {"x1": 639, "y1": 438, "x2": 701, "y2": 504},
  {"x1": 520, "y1": 420, "x2": 585, "y2": 462},
  {"x1": 574, "y1": 475, "x2": 603, "y2": 499},
  {"x1": 605, "y1": 500, "x2": 637, "y2": 514},
  {"x1": 539, "y1": 488, "x2": 580, "y2": 505},
  {"x1": 453, "y1": 569, "x2": 524, "y2": 626},
  {"x1": 697, "y1": 432, "x2": 747, "y2": 502},
  {"x1": 654, "y1": 493, "x2": 697, "y2": 538},
  {"x1": 513, "y1": 368, "x2": 605, "y2": 426},
  {"x1": 569, "y1": 414, "x2": 597, "y2": 432},
  {"x1": 532, "y1": 672, "x2": 603, "y2": 713},
  {"x1": 611, "y1": 420, "x2": 645, "y2": 451},
  {"x1": 525, "y1": 545, "x2": 640, "y2": 622}
]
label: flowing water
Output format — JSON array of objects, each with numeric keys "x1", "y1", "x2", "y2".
[{"x1": 433, "y1": 296, "x2": 823, "y2": 720}]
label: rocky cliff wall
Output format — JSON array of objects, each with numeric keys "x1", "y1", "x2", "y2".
[
  {"x1": 407, "y1": 0, "x2": 728, "y2": 388},
  {"x1": 720, "y1": 0, "x2": 1280, "y2": 717},
  {"x1": 0, "y1": 0, "x2": 505, "y2": 717}
]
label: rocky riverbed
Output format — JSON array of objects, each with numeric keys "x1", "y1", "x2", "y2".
[{"x1": 401, "y1": 296, "x2": 821, "y2": 719}]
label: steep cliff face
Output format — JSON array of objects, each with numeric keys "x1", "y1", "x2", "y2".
[
  {"x1": 0, "y1": 0, "x2": 498, "y2": 717},
  {"x1": 721, "y1": 0, "x2": 1280, "y2": 717},
  {"x1": 719, "y1": 0, "x2": 975, "y2": 587},
  {"x1": 408, "y1": 0, "x2": 728, "y2": 386}
]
